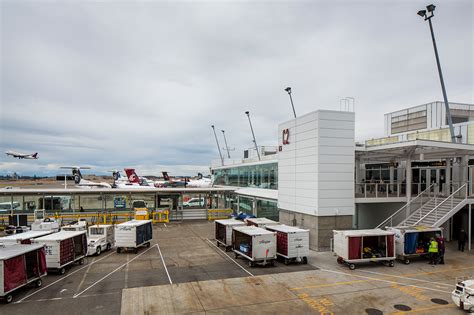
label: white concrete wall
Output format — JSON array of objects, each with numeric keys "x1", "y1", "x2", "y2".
[{"x1": 277, "y1": 110, "x2": 355, "y2": 217}]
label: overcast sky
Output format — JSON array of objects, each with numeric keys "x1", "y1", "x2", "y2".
[{"x1": 1, "y1": 0, "x2": 473, "y2": 176}]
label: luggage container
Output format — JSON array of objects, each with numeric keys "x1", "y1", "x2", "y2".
[
  {"x1": 87, "y1": 225, "x2": 115, "y2": 256},
  {"x1": 333, "y1": 229, "x2": 395, "y2": 270},
  {"x1": 232, "y1": 226, "x2": 277, "y2": 267},
  {"x1": 62, "y1": 219, "x2": 87, "y2": 232},
  {"x1": 0, "y1": 230, "x2": 56, "y2": 245},
  {"x1": 265, "y1": 224, "x2": 309, "y2": 265},
  {"x1": 32, "y1": 230, "x2": 87, "y2": 275},
  {"x1": 246, "y1": 217, "x2": 279, "y2": 228},
  {"x1": 452, "y1": 277, "x2": 474, "y2": 312},
  {"x1": 215, "y1": 219, "x2": 246, "y2": 251},
  {"x1": 386, "y1": 226, "x2": 443, "y2": 264},
  {"x1": 115, "y1": 220, "x2": 152, "y2": 254},
  {"x1": 0, "y1": 243, "x2": 47, "y2": 303}
]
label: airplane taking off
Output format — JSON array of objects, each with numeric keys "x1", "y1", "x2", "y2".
[
  {"x1": 60, "y1": 167, "x2": 111, "y2": 189},
  {"x1": 5, "y1": 151, "x2": 38, "y2": 159}
]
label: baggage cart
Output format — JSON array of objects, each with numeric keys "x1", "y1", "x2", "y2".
[
  {"x1": 333, "y1": 229, "x2": 396, "y2": 270},
  {"x1": 0, "y1": 230, "x2": 56, "y2": 245},
  {"x1": 32, "y1": 230, "x2": 87, "y2": 275},
  {"x1": 386, "y1": 226, "x2": 443, "y2": 264},
  {"x1": 266, "y1": 224, "x2": 309, "y2": 264},
  {"x1": 232, "y1": 226, "x2": 277, "y2": 267},
  {"x1": 0, "y1": 243, "x2": 47, "y2": 303},
  {"x1": 215, "y1": 219, "x2": 245, "y2": 251},
  {"x1": 246, "y1": 217, "x2": 279, "y2": 228},
  {"x1": 115, "y1": 220, "x2": 152, "y2": 254}
]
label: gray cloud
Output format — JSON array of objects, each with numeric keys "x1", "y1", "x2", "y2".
[{"x1": 1, "y1": 0, "x2": 472, "y2": 176}]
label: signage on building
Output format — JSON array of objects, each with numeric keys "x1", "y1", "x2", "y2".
[{"x1": 282, "y1": 128, "x2": 290, "y2": 145}]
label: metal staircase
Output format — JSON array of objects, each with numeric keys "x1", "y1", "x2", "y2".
[{"x1": 376, "y1": 183, "x2": 469, "y2": 229}]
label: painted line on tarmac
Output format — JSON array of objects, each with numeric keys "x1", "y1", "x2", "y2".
[
  {"x1": 73, "y1": 245, "x2": 158, "y2": 298},
  {"x1": 316, "y1": 267, "x2": 451, "y2": 294},
  {"x1": 156, "y1": 242, "x2": 173, "y2": 284},
  {"x1": 355, "y1": 269, "x2": 452, "y2": 287},
  {"x1": 16, "y1": 250, "x2": 117, "y2": 303},
  {"x1": 206, "y1": 238, "x2": 254, "y2": 277}
]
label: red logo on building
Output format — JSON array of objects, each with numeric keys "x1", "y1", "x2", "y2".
[{"x1": 282, "y1": 129, "x2": 290, "y2": 145}]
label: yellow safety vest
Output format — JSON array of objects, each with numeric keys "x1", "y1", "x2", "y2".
[{"x1": 428, "y1": 241, "x2": 438, "y2": 253}]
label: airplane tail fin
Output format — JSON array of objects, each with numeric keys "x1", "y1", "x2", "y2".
[
  {"x1": 197, "y1": 173, "x2": 203, "y2": 180},
  {"x1": 32, "y1": 153, "x2": 38, "y2": 159},
  {"x1": 162, "y1": 171, "x2": 170, "y2": 181},
  {"x1": 124, "y1": 168, "x2": 140, "y2": 183},
  {"x1": 72, "y1": 168, "x2": 83, "y2": 184}
]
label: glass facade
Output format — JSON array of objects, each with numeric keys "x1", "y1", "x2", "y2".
[
  {"x1": 212, "y1": 162, "x2": 278, "y2": 189},
  {"x1": 256, "y1": 200, "x2": 278, "y2": 221}
]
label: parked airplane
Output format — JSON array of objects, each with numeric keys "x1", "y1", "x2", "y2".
[
  {"x1": 60, "y1": 167, "x2": 111, "y2": 189},
  {"x1": 110, "y1": 170, "x2": 154, "y2": 189},
  {"x1": 187, "y1": 173, "x2": 212, "y2": 188},
  {"x1": 157, "y1": 171, "x2": 187, "y2": 188},
  {"x1": 5, "y1": 151, "x2": 38, "y2": 159},
  {"x1": 123, "y1": 169, "x2": 156, "y2": 188}
]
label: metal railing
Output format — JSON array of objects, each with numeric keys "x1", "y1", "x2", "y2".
[
  {"x1": 412, "y1": 183, "x2": 468, "y2": 227},
  {"x1": 207, "y1": 209, "x2": 233, "y2": 220},
  {"x1": 376, "y1": 183, "x2": 437, "y2": 228}
]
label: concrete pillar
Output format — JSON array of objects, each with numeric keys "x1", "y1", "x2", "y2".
[
  {"x1": 406, "y1": 158, "x2": 412, "y2": 200},
  {"x1": 469, "y1": 203, "x2": 472, "y2": 251},
  {"x1": 462, "y1": 155, "x2": 469, "y2": 184},
  {"x1": 355, "y1": 158, "x2": 361, "y2": 193},
  {"x1": 445, "y1": 158, "x2": 451, "y2": 195},
  {"x1": 389, "y1": 166, "x2": 394, "y2": 194}
]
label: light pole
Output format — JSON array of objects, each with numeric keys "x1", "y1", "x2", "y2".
[
  {"x1": 346, "y1": 97, "x2": 355, "y2": 112},
  {"x1": 417, "y1": 4, "x2": 456, "y2": 143},
  {"x1": 284, "y1": 87, "x2": 297, "y2": 118},
  {"x1": 245, "y1": 111, "x2": 261, "y2": 161},
  {"x1": 221, "y1": 129, "x2": 231, "y2": 159},
  {"x1": 211, "y1": 125, "x2": 224, "y2": 166}
]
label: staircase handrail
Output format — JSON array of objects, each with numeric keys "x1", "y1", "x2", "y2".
[
  {"x1": 412, "y1": 183, "x2": 467, "y2": 226},
  {"x1": 376, "y1": 183, "x2": 436, "y2": 228}
]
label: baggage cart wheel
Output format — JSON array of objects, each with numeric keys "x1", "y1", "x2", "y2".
[
  {"x1": 117, "y1": 247, "x2": 122, "y2": 254},
  {"x1": 96, "y1": 246, "x2": 102, "y2": 256},
  {"x1": 348, "y1": 263, "x2": 356, "y2": 270},
  {"x1": 248, "y1": 261, "x2": 254, "y2": 267},
  {"x1": 404, "y1": 259, "x2": 410, "y2": 265},
  {"x1": 234, "y1": 253, "x2": 239, "y2": 259},
  {"x1": 389, "y1": 260, "x2": 395, "y2": 267},
  {"x1": 216, "y1": 241, "x2": 219, "y2": 247},
  {"x1": 146, "y1": 242, "x2": 151, "y2": 248},
  {"x1": 35, "y1": 279, "x2": 43, "y2": 288},
  {"x1": 59, "y1": 267, "x2": 66, "y2": 275},
  {"x1": 134, "y1": 248, "x2": 138, "y2": 254},
  {"x1": 337, "y1": 257, "x2": 344, "y2": 264},
  {"x1": 106, "y1": 243, "x2": 111, "y2": 251},
  {"x1": 269, "y1": 260, "x2": 275, "y2": 267},
  {"x1": 4, "y1": 294, "x2": 13, "y2": 304},
  {"x1": 302, "y1": 257, "x2": 308, "y2": 264},
  {"x1": 284, "y1": 258, "x2": 289, "y2": 265},
  {"x1": 79, "y1": 258, "x2": 84, "y2": 265}
]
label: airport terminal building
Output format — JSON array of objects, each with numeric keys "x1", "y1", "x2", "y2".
[{"x1": 211, "y1": 101, "x2": 474, "y2": 250}]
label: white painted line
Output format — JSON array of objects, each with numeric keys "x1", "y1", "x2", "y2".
[
  {"x1": 355, "y1": 268, "x2": 453, "y2": 287},
  {"x1": 317, "y1": 267, "x2": 451, "y2": 294},
  {"x1": 75, "y1": 256, "x2": 95, "y2": 293},
  {"x1": 206, "y1": 239, "x2": 254, "y2": 277},
  {"x1": 16, "y1": 251, "x2": 116, "y2": 303},
  {"x1": 124, "y1": 253, "x2": 130, "y2": 289},
  {"x1": 156, "y1": 242, "x2": 173, "y2": 284},
  {"x1": 73, "y1": 245, "x2": 157, "y2": 298}
]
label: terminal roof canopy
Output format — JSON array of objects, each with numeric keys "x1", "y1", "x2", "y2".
[{"x1": 356, "y1": 140, "x2": 474, "y2": 163}]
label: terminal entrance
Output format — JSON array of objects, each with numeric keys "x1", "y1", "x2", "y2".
[{"x1": 411, "y1": 167, "x2": 446, "y2": 195}]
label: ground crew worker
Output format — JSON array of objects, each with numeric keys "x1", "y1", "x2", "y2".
[
  {"x1": 435, "y1": 234, "x2": 445, "y2": 265},
  {"x1": 428, "y1": 237, "x2": 438, "y2": 265},
  {"x1": 458, "y1": 229, "x2": 467, "y2": 252}
]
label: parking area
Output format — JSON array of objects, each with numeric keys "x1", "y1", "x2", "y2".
[
  {"x1": 1, "y1": 221, "x2": 315, "y2": 314},
  {"x1": 1, "y1": 221, "x2": 473, "y2": 314}
]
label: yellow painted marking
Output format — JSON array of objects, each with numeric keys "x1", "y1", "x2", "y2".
[
  {"x1": 391, "y1": 303, "x2": 456, "y2": 314},
  {"x1": 399, "y1": 265, "x2": 474, "y2": 278},
  {"x1": 297, "y1": 293, "x2": 334, "y2": 314}
]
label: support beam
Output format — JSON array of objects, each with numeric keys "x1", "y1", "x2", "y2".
[
  {"x1": 445, "y1": 158, "x2": 451, "y2": 195},
  {"x1": 469, "y1": 203, "x2": 472, "y2": 251}
]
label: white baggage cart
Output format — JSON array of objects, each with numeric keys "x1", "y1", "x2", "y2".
[
  {"x1": 232, "y1": 226, "x2": 277, "y2": 267},
  {"x1": 266, "y1": 224, "x2": 309, "y2": 264},
  {"x1": 115, "y1": 220, "x2": 152, "y2": 254},
  {"x1": 246, "y1": 217, "x2": 279, "y2": 228},
  {"x1": 0, "y1": 243, "x2": 47, "y2": 303},
  {"x1": 386, "y1": 226, "x2": 443, "y2": 264},
  {"x1": 215, "y1": 219, "x2": 245, "y2": 251},
  {"x1": 333, "y1": 229, "x2": 396, "y2": 270},
  {"x1": 0, "y1": 230, "x2": 56, "y2": 245},
  {"x1": 32, "y1": 230, "x2": 87, "y2": 275}
]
